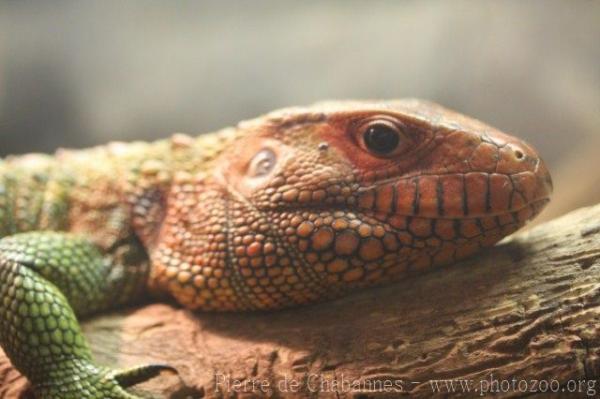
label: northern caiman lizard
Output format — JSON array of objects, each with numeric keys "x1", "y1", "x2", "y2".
[{"x1": 0, "y1": 100, "x2": 553, "y2": 398}]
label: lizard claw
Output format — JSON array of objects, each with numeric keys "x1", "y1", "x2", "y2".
[{"x1": 112, "y1": 363, "x2": 179, "y2": 388}]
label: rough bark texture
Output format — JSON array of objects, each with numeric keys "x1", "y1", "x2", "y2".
[{"x1": 2, "y1": 204, "x2": 600, "y2": 398}]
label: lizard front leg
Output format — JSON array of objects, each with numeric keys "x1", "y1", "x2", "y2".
[{"x1": 0, "y1": 232, "x2": 174, "y2": 398}]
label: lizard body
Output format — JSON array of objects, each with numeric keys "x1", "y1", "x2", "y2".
[{"x1": 0, "y1": 100, "x2": 552, "y2": 397}]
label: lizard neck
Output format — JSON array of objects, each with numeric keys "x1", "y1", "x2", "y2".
[
  {"x1": 0, "y1": 129, "x2": 238, "y2": 250},
  {"x1": 126, "y1": 129, "x2": 241, "y2": 250}
]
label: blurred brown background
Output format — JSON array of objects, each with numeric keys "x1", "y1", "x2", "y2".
[{"x1": 0, "y1": 1, "x2": 598, "y2": 224}]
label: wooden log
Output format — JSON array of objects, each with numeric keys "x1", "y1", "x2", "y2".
[{"x1": 2, "y1": 204, "x2": 600, "y2": 398}]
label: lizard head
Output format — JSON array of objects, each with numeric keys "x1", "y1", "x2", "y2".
[{"x1": 148, "y1": 100, "x2": 552, "y2": 311}]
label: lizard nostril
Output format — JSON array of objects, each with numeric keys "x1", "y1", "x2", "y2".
[{"x1": 514, "y1": 149, "x2": 524, "y2": 160}]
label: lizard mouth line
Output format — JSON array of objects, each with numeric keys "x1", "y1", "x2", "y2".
[
  {"x1": 265, "y1": 197, "x2": 550, "y2": 221},
  {"x1": 353, "y1": 168, "x2": 553, "y2": 221},
  {"x1": 375, "y1": 197, "x2": 552, "y2": 220}
]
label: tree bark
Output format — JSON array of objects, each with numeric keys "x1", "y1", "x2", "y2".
[{"x1": 2, "y1": 204, "x2": 600, "y2": 399}]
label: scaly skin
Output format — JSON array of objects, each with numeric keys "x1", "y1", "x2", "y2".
[{"x1": 0, "y1": 100, "x2": 552, "y2": 397}]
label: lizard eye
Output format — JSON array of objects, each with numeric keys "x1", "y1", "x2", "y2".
[
  {"x1": 357, "y1": 118, "x2": 411, "y2": 157},
  {"x1": 247, "y1": 148, "x2": 277, "y2": 177}
]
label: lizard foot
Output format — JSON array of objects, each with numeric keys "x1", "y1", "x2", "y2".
[{"x1": 33, "y1": 359, "x2": 178, "y2": 399}]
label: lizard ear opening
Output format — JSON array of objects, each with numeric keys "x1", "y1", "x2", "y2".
[
  {"x1": 247, "y1": 148, "x2": 277, "y2": 178},
  {"x1": 216, "y1": 138, "x2": 288, "y2": 199}
]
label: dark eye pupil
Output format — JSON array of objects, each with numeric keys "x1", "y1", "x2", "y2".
[{"x1": 364, "y1": 124, "x2": 400, "y2": 154}]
